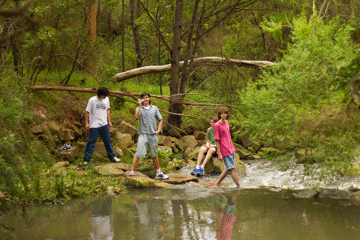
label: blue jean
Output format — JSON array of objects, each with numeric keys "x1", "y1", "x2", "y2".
[{"x1": 84, "y1": 124, "x2": 115, "y2": 161}]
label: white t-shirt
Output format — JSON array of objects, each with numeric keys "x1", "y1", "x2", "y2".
[{"x1": 86, "y1": 96, "x2": 110, "y2": 129}]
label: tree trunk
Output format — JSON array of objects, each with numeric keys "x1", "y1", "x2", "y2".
[
  {"x1": 84, "y1": 1, "x2": 98, "y2": 70},
  {"x1": 130, "y1": 0, "x2": 143, "y2": 68},
  {"x1": 168, "y1": 0, "x2": 184, "y2": 127},
  {"x1": 106, "y1": 10, "x2": 112, "y2": 44}
]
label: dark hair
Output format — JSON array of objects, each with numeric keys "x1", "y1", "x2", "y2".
[
  {"x1": 140, "y1": 92, "x2": 150, "y2": 98},
  {"x1": 140, "y1": 92, "x2": 151, "y2": 105},
  {"x1": 217, "y1": 107, "x2": 230, "y2": 119},
  {"x1": 97, "y1": 86, "x2": 109, "y2": 97},
  {"x1": 210, "y1": 116, "x2": 218, "y2": 122}
]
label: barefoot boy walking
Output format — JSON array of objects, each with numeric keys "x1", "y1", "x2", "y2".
[{"x1": 214, "y1": 107, "x2": 241, "y2": 187}]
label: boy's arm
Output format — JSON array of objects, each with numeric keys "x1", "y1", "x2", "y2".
[
  {"x1": 216, "y1": 140, "x2": 222, "y2": 160},
  {"x1": 85, "y1": 111, "x2": 90, "y2": 130},
  {"x1": 135, "y1": 99, "x2": 142, "y2": 120},
  {"x1": 156, "y1": 119, "x2": 163, "y2": 136},
  {"x1": 107, "y1": 109, "x2": 112, "y2": 128}
]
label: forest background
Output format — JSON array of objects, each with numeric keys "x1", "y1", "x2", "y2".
[{"x1": 1, "y1": 0, "x2": 360, "y2": 206}]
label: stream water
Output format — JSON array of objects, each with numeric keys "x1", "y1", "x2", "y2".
[{"x1": 2, "y1": 161, "x2": 360, "y2": 240}]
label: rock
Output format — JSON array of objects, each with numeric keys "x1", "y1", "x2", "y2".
[
  {"x1": 60, "y1": 128, "x2": 76, "y2": 141},
  {"x1": 53, "y1": 161, "x2": 69, "y2": 173},
  {"x1": 251, "y1": 141, "x2": 261, "y2": 152},
  {"x1": 158, "y1": 135, "x2": 174, "y2": 147},
  {"x1": 240, "y1": 134, "x2": 253, "y2": 148},
  {"x1": 47, "y1": 121, "x2": 61, "y2": 135},
  {"x1": 113, "y1": 132, "x2": 132, "y2": 148},
  {"x1": 56, "y1": 145, "x2": 80, "y2": 161},
  {"x1": 167, "y1": 159, "x2": 184, "y2": 170},
  {"x1": 114, "y1": 146, "x2": 124, "y2": 157},
  {"x1": 164, "y1": 173, "x2": 198, "y2": 184},
  {"x1": 118, "y1": 121, "x2": 138, "y2": 137},
  {"x1": 158, "y1": 146, "x2": 172, "y2": 153},
  {"x1": 181, "y1": 135, "x2": 199, "y2": 150},
  {"x1": 193, "y1": 131, "x2": 206, "y2": 140},
  {"x1": 247, "y1": 155, "x2": 261, "y2": 160},
  {"x1": 173, "y1": 138, "x2": 186, "y2": 151},
  {"x1": 123, "y1": 173, "x2": 172, "y2": 188},
  {"x1": 94, "y1": 163, "x2": 126, "y2": 176},
  {"x1": 233, "y1": 143, "x2": 252, "y2": 159},
  {"x1": 188, "y1": 147, "x2": 200, "y2": 160},
  {"x1": 31, "y1": 125, "x2": 45, "y2": 135}
]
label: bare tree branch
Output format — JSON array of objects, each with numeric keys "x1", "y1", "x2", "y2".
[{"x1": 114, "y1": 56, "x2": 275, "y2": 81}]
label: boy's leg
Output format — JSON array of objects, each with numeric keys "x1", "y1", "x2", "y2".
[
  {"x1": 131, "y1": 156, "x2": 140, "y2": 172},
  {"x1": 131, "y1": 134, "x2": 148, "y2": 174},
  {"x1": 196, "y1": 146, "x2": 207, "y2": 165},
  {"x1": 202, "y1": 147, "x2": 216, "y2": 167},
  {"x1": 229, "y1": 169, "x2": 241, "y2": 187},
  {"x1": 84, "y1": 127, "x2": 100, "y2": 161},
  {"x1": 215, "y1": 169, "x2": 229, "y2": 187},
  {"x1": 99, "y1": 125, "x2": 116, "y2": 161},
  {"x1": 151, "y1": 156, "x2": 160, "y2": 169},
  {"x1": 148, "y1": 135, "x2": 161, "y2": 170}
]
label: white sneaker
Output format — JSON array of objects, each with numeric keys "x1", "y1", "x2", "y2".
[
  {"x1": 156, "y1": 171, "x2": 169, "y2": 180},
  {"x1": 129, "y1": 171, "x2": 135, "y2": 176},
  {"x1": 112, "y1": 156, "x2": 121, "y2": 163}
]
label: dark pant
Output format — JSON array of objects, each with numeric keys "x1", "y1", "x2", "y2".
[{"x1": 84, "y1": 124, "x2": 115, "y2": 161}]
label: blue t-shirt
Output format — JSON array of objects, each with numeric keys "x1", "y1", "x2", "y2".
[{"x1": 136, "y1": 105, "x2": 163, "y2": 134}]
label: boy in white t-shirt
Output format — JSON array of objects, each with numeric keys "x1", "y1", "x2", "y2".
[{"x1": 84, "y1": 87, "x2": 121, "y2": 164}]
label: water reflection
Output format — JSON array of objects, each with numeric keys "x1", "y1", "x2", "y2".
[
  {"x1": 89, "y1": 196, "x2": 114, "y2": 240},
  {"x1": 211, "y1": 191, "x2": 239, "y2": 240},
  {"x1": 133, "y1": 195, "x2": 164, "y2": 239},
  {"x1": 1, "y1": 188, "x2": 360, "y2": 240}
]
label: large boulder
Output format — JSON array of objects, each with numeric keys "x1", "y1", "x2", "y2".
[
  {"x1": 31, "y1": 125, "x2": 46, "y2": 135},
  {"x1": 193, "y1": 131, "x2": 206, "y2": 140},
  {"x1": 233, "y1": 143, "x2": 252, "y2": 159},
  {"x1": 158, "y1": 145, "x2": 172, "y2": 153},
  {"x1": 123, "y1": 172, "x2": 172, "y2": 188},
  {"x1": 240, "y1": 134, "x2": 253, "y2": 148},
  {"x1": 59, "y1": 128, "x2": 76, "y2": 141},
  {"x1": 164, "y1": 173, "x2": 198, "y2": 184},
  {"x1": 47, "y1": 121, "x2": 61, "y2": 136},
  {"x1": 118, "y1": 121, "x2": 138, "y2": 137},
  {"x1": 113, "y1": 132, "x2": 132, "y2": 148},
  {"x1": 181, "y1": 135, "x2": 199, "y2": 150},
  {"x1": 94, "y1": 163, "x2": 126, "y2": 176}
]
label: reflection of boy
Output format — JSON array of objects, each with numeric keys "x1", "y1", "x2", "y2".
[
  {"x1": 216, "y1": 194, "x2": 237, "y2": 240},
  {"x1": 191, "y1": 117, "x2": 218, "y2": 176},
  {"x1": 89, "y1": 197, "x2": 114, "y2": 240},
  {"x1": 214, "y1": 107, "x2": 241, "y2": 187},
  {"x1": 134, "y1": 197, "x2": 163, "y2": 240}
]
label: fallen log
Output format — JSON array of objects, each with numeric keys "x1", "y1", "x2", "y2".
[{"x1": 114, "y1": 56, "x2": 276, "y2": 82}]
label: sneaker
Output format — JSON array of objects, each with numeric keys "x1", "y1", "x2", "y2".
[
  {"x1": 129, "y1": 171, "x2": 135, "y2": 176},
  {"x1": 59, "y1": 144, "x2": 72, "y2": 152},
  {"x1": 156, "y1": 171, "x2": 169, "y2": 180},
  {"x1": 197, "y1": 168, "x2": 204, "y2": 176},
  {"x1": 191, "y1": 168, "x2": 199, "y2": 176},
  {"x1": 83, "y1": 160, "x2": 90, "y2": 165},
  {"x1": 112, "y1": 156, "x2": 121, "y2": 163}
]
